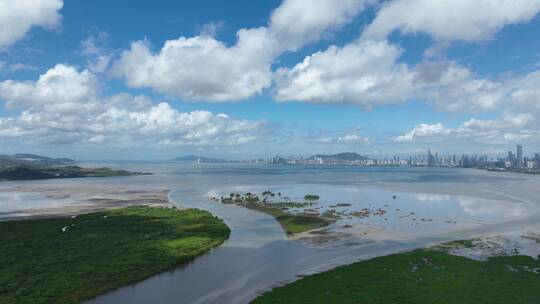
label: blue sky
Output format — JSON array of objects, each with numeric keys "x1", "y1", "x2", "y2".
[{"x1": 1, "y1": 0, "x2": 540, "y2": 160}]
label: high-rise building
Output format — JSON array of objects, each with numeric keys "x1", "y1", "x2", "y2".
[
  {"x1": 427, "y1": 149, "x2": 435, "y2": 167},
  {"x1": 517, "y1": 145, "x2": 523, "y2": 169}
]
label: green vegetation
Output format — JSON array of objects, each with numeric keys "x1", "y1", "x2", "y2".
[
  {"x1": 0, "y1": 165, "x2": 149, "y2": 181},
  {"x1": 0, "y1": 206, "x2": 230, "y2": 304},
  {"x1": 217, "y1": 192, "x2": 331, "y2": 235},
  {"x1": 254, "y1": 248, "x2": 540, "y2": 304},
  {"x1": 329, "y1": 203, "x2": 352, "y2": 208},
  {"x1": 262, "y1": 190, "x2": 275, "y2": 197},
  {"x1": 0, "y1": 153, "x2": 148, "y2": 181},
  {"x1": 242, "y1": 202, "x2": 331, "y2": 235},
  {"x1": 304, "y1": 194, "x2": 320, "y2": 201}
]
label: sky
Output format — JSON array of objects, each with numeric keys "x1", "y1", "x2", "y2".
[{"x1": 1, "y1": 0, "x2": 540, "y2": 160}]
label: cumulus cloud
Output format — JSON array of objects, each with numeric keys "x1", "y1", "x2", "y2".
[
  {"x1": 0, "y1": 65, "x2": 264, "y2": 147},
  {"x1": 114, "y1": 30, "x2": 276, "y2": 101},
  {"x1": 507, "y1": 70, "x2": 540, "y2": 113},
  {"x1": 395, "y1": 114, "x2": 538, "y2": 145},
  {"x1": 275, "y1": 37, "x2": 540, "y2": 113},
  {"x1": 395, "y1": 123, "x2": 449, "y2": 143},
  {"x1": 416, "y1": 63, "x2": 540, "y2": 113},
  {"x1": 275, "y1": 37, "x2": 506, "y2": 112},
  {"x1": 275, "y1": 0, "x2": 540, "y2": 114},
  {"x1": 0, "y1": 0, "x2": 63, "y2": 48},
  {"x1": 113, "y1": 0, "x2": 374, "y2": 101},
  {"x1": 270, "y1": 0, "x2": 375, "y2": 51},
  {"x1": 414, "y1": 61, "x2": 507, "y2": 112},
  {"x1": 275, "y1": 39, "x2": 415, "y2": 108},
  {"x1": 364, "y1": 0, "x2": 540, "y2": 42},
  {"x1": 0, "y1": 64, "x2": 100, "y2": 113}
]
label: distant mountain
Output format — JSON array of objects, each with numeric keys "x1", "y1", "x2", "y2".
[
  {"x1": 170, "y1": 155, "x2": 231, "y2": 163},
  {"x1": 307, "y1": 152, "x2": 368, "y2": 161},
  {"x1": 0, "y1": 154, "x2": 75, "y2": 169}
]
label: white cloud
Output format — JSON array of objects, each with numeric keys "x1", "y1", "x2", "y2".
[
  {"x1": 316, "y1": 133, "x2": 371, "y2": 145},
  {"x1": 114, "y1": 30, "x2": 276, "y2": 101},
  {"x1": 0, "y1": 64, "x2": 100, "y2": 113},
  {"x1": 395, "y1": 123, "x2": 449, "y2": 143},
  {"x1": 417, "y1": 64, "x2": 540, "y2": 113},
  {"x1": 337, "y1": 134, "x2": 371, "y2": 144},
  {"x1": 270, "y1": 0, "x2": 376, "y2": 51},
  {"x1": 113, "y1": 0, "x2": 374, "y2": 101},
  {"x1": 364, "y1": 0, "x2": 540, "y2": 41},
  {"x1": 319, "y1": 136, "x2": 334, "y2": 144},
  {"x1": 0, "y1": 65, "x2": 264, "y2": 147},
  {"x1": 415, "y1": 61, "x2": 507, "y2": 112},
  {"x1": 507, "y1": 70, "x2": 540, "y2": 113},
  {"x1": 81, "y1": 32, "x2": 113, "y2": 73},
  {"x1": 0, "y1": 0, "x2": 63, "y2": 48},
  {"x1": 197, "y1": 21, "x2": 225, "y2": 37},
  {"x1": 275, "y1": 39, "x2": 415, "y2": 108},
  {"x1": 273, "y1": 0, "x2": 540, "y2": 114},
  {"x1": 4, "y1": 63, "x2": 38, "y2": 73},
  {"x1": 275, "y1": 39, "x2": 533, "y2": 113},
  {"x1": 395, "y1": 114, "x2": 538, "y2": 145}
]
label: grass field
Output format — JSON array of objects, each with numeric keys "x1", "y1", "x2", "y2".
[
  {"x1": 0, "y1": 206, "x2": 230, "y2": 304},
  {"x1": 253, "y1": 249, "x2": 540, "y2": 304}
]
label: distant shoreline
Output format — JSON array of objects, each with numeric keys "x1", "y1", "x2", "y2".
[{"x1": 0, "y1": 165, "x2": 152, "y2": 182}]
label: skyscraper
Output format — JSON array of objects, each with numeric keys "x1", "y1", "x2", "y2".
[
  {"x1": 427, "y1": 149, "x2": 435, "y2": 167},
  {"x1": 516, "y1": 145, "x2": 523, "y2": 169}
]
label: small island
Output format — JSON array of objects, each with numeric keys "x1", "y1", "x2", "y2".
[
  {"x1": 0, "y1": 206, "x2": 230, "y2": 304},
  {"x1": 212, "y1": 191, "x2": 331, "y2": 235}
]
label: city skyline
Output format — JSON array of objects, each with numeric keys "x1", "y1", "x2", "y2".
[{"x1": 263, "y1": 144, "x2": 539, "y2": 169}]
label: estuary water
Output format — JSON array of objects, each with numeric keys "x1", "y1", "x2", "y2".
[{"x1": 1, "y1": 163, "x2": 539, "y2": 303}]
